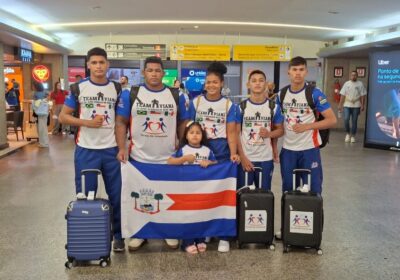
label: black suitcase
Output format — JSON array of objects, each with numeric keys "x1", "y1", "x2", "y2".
[
  {"x1": 65, "y1": 169, "x2": 113, "y2": 268},
  {"x1": 281, "y1": 169, "x2": 323, "y2": 254},
  {"x1": 237, "y1": 167, "x2": 275, "y2": 250}
]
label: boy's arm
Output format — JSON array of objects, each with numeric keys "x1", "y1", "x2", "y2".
[{"x1": 115, "y1": 115, "x2": 129, "y2": 163}]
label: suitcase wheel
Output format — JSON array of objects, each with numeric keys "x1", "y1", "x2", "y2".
[
  {"x1": 65, "y1": 261, "x2": 72, "y2": 269},
  {"x1": 269, "y1": 244, "x2": 275, "y2": 251},
  {"x1": 317, "y1": 248, "x2": 323, "y2": 255},
  {"x1": 100, "y1": 259, "x2": 109, "y2": 268},
  {"x1": 283, "y1": 245, "x2": 290, "y2": 253}
]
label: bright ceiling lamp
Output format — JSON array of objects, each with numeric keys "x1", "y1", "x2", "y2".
[{"x1": 33, "y1": 20, "x2": 367, "y2": 33}]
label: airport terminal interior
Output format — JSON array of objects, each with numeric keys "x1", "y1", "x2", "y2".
[{"x1": 1, "y1": 1, "x2": 400, "y2": 279}]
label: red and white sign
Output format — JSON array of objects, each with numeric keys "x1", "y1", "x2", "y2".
[
  {"x1": 68, "y1": 67, "x2": 86, "y2": 83},
  {"x1": 32, "y1": 65, "x2": 50, "y2": 82}
]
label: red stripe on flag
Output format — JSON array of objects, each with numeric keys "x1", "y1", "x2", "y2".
[{"x1": 166, "y1": 190, "x2": 236, "y2": 210}]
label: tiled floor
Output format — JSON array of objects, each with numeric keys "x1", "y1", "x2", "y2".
[{"x1": 0, "y1": 131, "x2": 399, "y2": 280}]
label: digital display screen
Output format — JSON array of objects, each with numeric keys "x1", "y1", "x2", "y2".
[
  {"x1": 107, "y1": 68, "x2": 141, "y2": 86},
  {"x1": 365, "y1": 47, "x2": 400, "y2": 151}
]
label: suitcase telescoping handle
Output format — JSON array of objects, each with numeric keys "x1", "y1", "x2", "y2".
[
  {"x1": 244, "y1": 166, "x2": 262, "y2": 189},
  {"x1": 292, "y1": 169, "x2": 311, "y2": 191},
  {"x1": 81, "y1": 169, "x2": 102, "y2": 199}
]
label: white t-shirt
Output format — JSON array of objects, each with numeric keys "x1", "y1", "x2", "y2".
[
  {"x1": 239, "y1": 99, "x2": 282, "y2": 161},
  {"x1": 193, "y1": 95, "x2": 234, "y2": 140},
  {"x1": 64, "y1": 79, "x2": 118, "y2": 149},
  {"x1": 129, "y1": 86, "x2": 178, "y2": 163},
  {"x1": 340, "y1": 80, "x2": 366, "y2": 108},
  {"x1": 173, "y1": 144, "x2": 216, "y2": 164},
  {"x1": 279, "y1": 86, "x2": 330, "y2": 151}
]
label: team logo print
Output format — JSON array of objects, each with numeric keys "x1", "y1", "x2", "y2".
[
  {"x1": 131, "y1": 189, "x2": 163, "y2": 215},
  {"x1": 97, "y1": 92, "x2": 104, "y2": 101},
  {"x1": 142, "y1": 117, "x2": 167, "y2": 134},
  {"x1": 289, "y1": 211, "x2": 313, "y2": 234},
  {"x1": 245, "y1": 210, "x2": 267, "y2": 232}
]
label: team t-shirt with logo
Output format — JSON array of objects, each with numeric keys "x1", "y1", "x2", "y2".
[
  {"x1": 189, "y1": 95, "x2": 237, "y2": 160},
  {"x1": 191, "y1": 95, "x2": 236, "y2": 139},
  {"x1": 116, "y1": 85, "x2": 189, "y2": 163},
  {"x1": 278, "y1": 86, "x2": 330, "y2": 151},
  {"x1": 172, "y1": 144, "x2": 216, "y2": 164},
  {"x1": 238, "y1": 98, "x2": 284, "y2": 161},
  {"x1": 64, "y1": 78, "x2": 118, "y2": 149}
]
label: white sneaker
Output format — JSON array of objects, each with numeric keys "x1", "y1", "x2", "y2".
[
  {"x1": 128, "y1": 238, "x2": 145, "y2": 251},
  {"x1": 344, "y1": 134, "x2": 350, "y2": 143},
  {"x1": 275, "y1": 231, "x2": 282, "y2": 240},
  {"x1": 350, "y1": 136, "x2": 356, "y2": 143},
  {"x1": 218, "y1": 240, "x2": 230, "y2": 252},
  {"x1": 165, "y1": 239, "x2": 179, "y2": 249}
]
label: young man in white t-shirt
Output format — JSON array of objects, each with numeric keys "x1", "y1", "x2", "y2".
[
  {"x1": 275, "y1": 56, "x2": 337, "y2": 239},
  {"x1": 115, "y1": 56, "x2": 190, "y2": 251},
  {"x1": 278, "y1": 56, "x2": 337, "y2": 194},
  {"x1": 237, "y1": 70, "x2": 284, "y2": 191},
  {"x1": 338, "y1": 70, "x2": 367, "y2": 143},
  {"x1": 59, "y1": 47, "x2": 125, "y2": 252}
]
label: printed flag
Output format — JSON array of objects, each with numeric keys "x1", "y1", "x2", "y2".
[{"x1": 121, "y1": 160, "x2": 237, "y2": 239}]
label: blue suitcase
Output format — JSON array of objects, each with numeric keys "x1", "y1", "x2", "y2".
[{"x1": 65, "y1": 169, "x2": 112, "y2": 268}]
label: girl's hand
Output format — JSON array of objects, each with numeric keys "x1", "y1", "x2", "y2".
[
  {"x1": 241, "y1": 155, "x2": 254, "y2": 172},
  {"x1": 184, "y1": 154, "x2": 196, "y2": 164},
  {"x1": 199, "y1": 160, "x2": 211, "y2": 168},
  {"x1": 230, "y1": 154, "x2": 240, "y2": 163}
]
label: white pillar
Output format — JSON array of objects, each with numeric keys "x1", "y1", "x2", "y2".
[{"x1": 0, "y1": 43, "x2": 9, "y2": 150}]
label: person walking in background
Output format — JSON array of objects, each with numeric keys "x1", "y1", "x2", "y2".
[
  {"x1": 120, "y1": 75, "x2": 130, "y2": 90},
  {"x1": 50, "y1": 81, "x2": 69, "y2": 135},
  {"x1": 32, "y1": 82, "x2": 50, "y2": 148},
  {"x1": 338, "y1": 71, "x2": 366, "y2": 143}
]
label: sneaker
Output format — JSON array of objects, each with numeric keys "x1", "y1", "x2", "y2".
[
  {"x1": 165, "y1": 239, "x2": 179, "y2": 249},
  {"x1": 217, "y1": 240, "x2": 230, "y2": 253},
  {"x1": 113, "y1": 239, "x2": 125, "y2": 252},
  {"x1": 344, "y1": 134, "x2": 350, "y2": 143},
  {"x1": 350, "y1": 136, "x2": 356, "y2": 143},
  {"x1": 128, "y1": 238, "x2": 146, "y2": 251},
  {"x1": 275, "y1": 231, "x2": 282, "y2": 240}
]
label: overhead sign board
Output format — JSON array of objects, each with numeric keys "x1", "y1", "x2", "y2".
[
  {"x1": 233, "y1": 45, "x2": 292, "y2": 61},
  {"x1": 105, "y1": 44, "x2": 166, "y2": 60},
  {"x1": 170, "y1": 44, "x2": 230, "y2": 61}
]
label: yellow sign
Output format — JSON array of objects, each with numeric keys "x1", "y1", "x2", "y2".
[
  {"x1": 170, "y1": 44, "x2": 231, "y2": 61},
  {"x1": 233, "y1": 45, "x2": 292, "y2": 61}
]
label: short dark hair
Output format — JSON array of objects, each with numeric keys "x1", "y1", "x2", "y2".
[
  {"x1": 75, "y1": 74, "x2": 82, "y2": 79},
  {"x1": 351, "y1": 70, "x2": 358, "y2": 75},
  {"x1": 87, "y1": 47, "x2": 107, "y2": 61},
  {"x1": 207, "y1": 62, "x2": 227, "y2": 81},
  {"x1": 33, "y1": 81, "x2": 44, "y2": 92},
  {"x1": 248, "y1": 70, "x2": 266, "y2": 80},
  {"x1": 144, "y1": 56, "x2": 164, "y2": 69},
  {"x1": 122, "y1": 75, "x2": 129, "y2": 82},
  {"x1": 289, "y1": 56, "x2": 307, "y2": 68}
]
